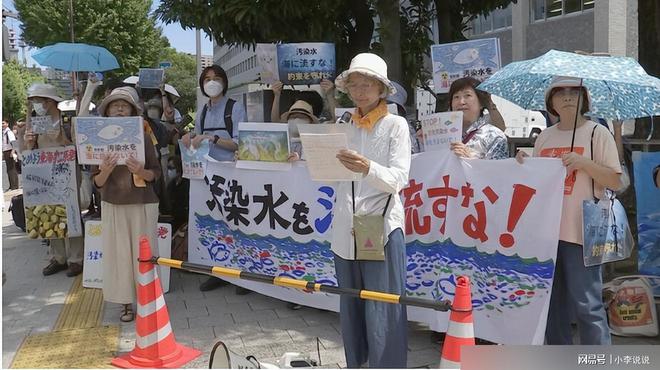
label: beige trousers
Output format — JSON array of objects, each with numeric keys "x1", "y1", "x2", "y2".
[
  {"x1": 101, "y1": 201, "x2": 158, "y2": 304},
  {"x1": 50, "y1": 236, "x2": 84, "y2": 264}
]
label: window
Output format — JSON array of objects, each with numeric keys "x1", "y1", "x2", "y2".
[
  {"x1": 531, "y1": 0, "x2": 594, "y2": 21},
  {"x1": 468, "y1": 4, "x2": 511, "y2": 35}
]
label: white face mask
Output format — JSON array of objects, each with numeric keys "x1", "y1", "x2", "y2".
[
  {"x1": 287, "y1": 118, "x2": 310, "y2": 138},
  {"x1": 33, "y1": 102, "x2": 47, "y2": 116},
  {"x1": 204, "y1": 80, "x2": 224, "y2": 97},
  {"x1": 167, "y1": 169, "x2": 178, "y2": 179},
  {"x1": 147, "y1": 107, "x2": 162, "y2": 120}
]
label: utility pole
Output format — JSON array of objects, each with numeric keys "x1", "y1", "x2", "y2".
[
  {"x1": 69, "y1": 0, "x2": 77, "y2": 97},
  {"x1": 196, "y1": 28, "x2": 204, "y2": 112}
]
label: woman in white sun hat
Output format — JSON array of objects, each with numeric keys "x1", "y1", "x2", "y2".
[{"x1": 332, "y1": 53, "x2": 410, "y2": 368}]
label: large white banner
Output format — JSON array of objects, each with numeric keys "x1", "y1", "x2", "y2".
[{"x1": 189, "y1": 152, "x2": 566, "y2": 344}]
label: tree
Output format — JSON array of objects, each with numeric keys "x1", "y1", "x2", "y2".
[
  {"x1": 156, "y1": 0, "x2": 376, "y2": 73},
  {"x1": 157, "y1": 48, "x2": 197, "y2": 116},
  {"x1": 15, "y1": 0, "x2": 169, "y2": 76},
  {"x1": 2, "y1": 60, "x2": 45, "y2": 124}
]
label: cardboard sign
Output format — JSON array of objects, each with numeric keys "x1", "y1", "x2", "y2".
[
  {"x1": 82, "y1": 221, "x2": 171, "y2": 292},
  {"x1": 257, "y1": 43, "x2": 335, "y2": 85},
  {"x1": 236, "y1": 123, "x2": 291, "y2": 171},
  {"x1": 74, "y1": 116, "x2": 145, "y2": 165},
  {"x1": 22, "y1": 146, "x2": 82, "y2": 238},
  {"x1": 420, "y1": 112, "x2": 462, "y2": 152},
  {"x1": 138, "y1": 68, "x2": 165, "y2": 89},
  {"x1": 179, "y1": 139, "x2": 209, "y2": 179},
  {"x1": 431, "y1": 38, "x2": 501, "y2": 93}
]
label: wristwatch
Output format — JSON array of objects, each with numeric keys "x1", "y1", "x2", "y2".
[{"x1": 213, "y1": 135, "x2": 220, "y2": 144}]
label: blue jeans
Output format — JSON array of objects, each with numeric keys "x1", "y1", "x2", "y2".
[
  {"x1": 545, "y1": 240, "x2": 611, "y2": 344},
  {"x1": 333, "y1": 228, "x2": 408, "y2": 368}
]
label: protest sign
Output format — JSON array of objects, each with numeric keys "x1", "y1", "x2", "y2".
[
  {"x1": 82, "y1": 220, "x2": 171, "y2": 292},
  {"x1": 188, "y1": 153, "x2": 565, "y2": 344},
  {"x1": 22, "y1": 146, "x2": 82, "y2": 238},
  {"x1": 420, "y1": 111, "x2": 462, "y2": 152},
  {"x1": 74, "y1": 116, "x2": 145, "y2": 165},
  {"x1": 30, "y1": 115, "x2": 59, "y2": 135},
  {"x1": 236, "y1": 123, "x2": 291, "y2": 171},
  {"x1": 632, "y1": 151, "x2": 660, "y2": 296},
  {"x1": 431, "y1": 38, "x2": 501, "y2": 93},
  {"x1": 257, "y1": 43, "x2": 335, "y2": 85},
  {"x1": 179, "y1": 139, "x2": 209, "y2": 179},
  {"x1": 138, "y1": 68, "x2": 165, "y2": 89}
]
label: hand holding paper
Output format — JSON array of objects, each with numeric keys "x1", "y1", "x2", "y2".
[{"x1": 336, "y1": 149, "x2": 370, "y2": 175}]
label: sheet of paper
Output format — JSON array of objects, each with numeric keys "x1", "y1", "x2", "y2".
[{"x1": 299, "y1": 132, "x2": 361, "y2": 181}]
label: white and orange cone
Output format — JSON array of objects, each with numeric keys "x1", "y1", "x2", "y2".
[
  {"x1": 439, "y1": 275, "x2": 475, "y2": 369},
  {"x1": 112, "y1": 236, "x2": 201, "y2": 368}
]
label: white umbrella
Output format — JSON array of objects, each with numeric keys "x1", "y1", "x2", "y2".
[
  {"x1": 57, "y1": 99, "x2": 95, "y2": 112},
  {"x1": 123, "y1": 76, "x2": 180, "y2": 100}
]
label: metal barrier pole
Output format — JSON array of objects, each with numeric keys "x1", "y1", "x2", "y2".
[{"x1": 151, "y1": 256, "x2": 451, "y2": 312}]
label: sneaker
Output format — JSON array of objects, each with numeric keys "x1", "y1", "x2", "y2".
[
  {"x1": 66, "y1": 262, "x2": 83, "y2": 277},
  {"x1": 235, "y1": 286, "x2": 251, "y2": 296},
  {"x1": 43, "y1": 260, "x2": 68, "y2": 276},
  {"x1": 199, "y1": 276, "x2": 228, "y2": 292}
]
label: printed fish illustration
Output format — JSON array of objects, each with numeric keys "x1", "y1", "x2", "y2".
[
  {"x1": 453, "y1": 48, "x2": 480, "y2": 65},
  {"x1": 97, "y1": 125, "x2": 124, "y2": 140}
]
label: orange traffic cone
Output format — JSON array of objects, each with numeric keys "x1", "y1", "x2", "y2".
[
  {"x1": 112, "y1": 236, "x2": 201, "y2": 368},
  {"x1": 439, "y1": 275, "x2": 475, "y2": 369}
]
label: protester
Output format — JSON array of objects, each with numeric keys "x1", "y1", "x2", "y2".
[
  {"x1": 332, "y1": 53, "x2": 411, "y2": 368},
  {"x1": 3, "y1": 120, "x2": 19, "y2": 191},
  {"x1": 279, "y1": 99, "x2": 319, "y2": 161},
  {"x1": 92, "y1": 86, "x2": 162, "y2": 322},
  {"x1": 516, "y1": 76, "x2": 621, "y2": 345},
  {"x1": 23, "y1": 83, "x2": 85, "y2": 277},
  {"x1": 444, "y1": 77, "x2": 508, "y2": 159},
  {"x1": 181, "y1": 64, "x2": 249, "y2": 294}
]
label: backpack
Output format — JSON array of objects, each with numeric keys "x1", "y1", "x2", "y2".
[
  {"x1": 200, "y1": 99, "x2": 236, "y2": 136},
  {"x1": 8, "y1": 194, "x2": 25, "y2": 232}
]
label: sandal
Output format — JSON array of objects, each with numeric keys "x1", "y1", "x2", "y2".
[{"x1": 120, "y1": 304, "x2": 134, "y2": 322}]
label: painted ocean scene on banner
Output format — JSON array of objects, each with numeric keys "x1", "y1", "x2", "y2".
[{"x1": 194, "y1": 213, "x2": 555, "y2": 312}]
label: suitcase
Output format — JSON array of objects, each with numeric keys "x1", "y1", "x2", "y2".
[{"x1": 8, "y1": 194, "x2": 25, "y2": 232}]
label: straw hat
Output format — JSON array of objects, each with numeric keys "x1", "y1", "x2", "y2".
[
  {"x1": 335, "y1": 53, "x2": 396, "y2": 95},
  {"x1": 280, "y1": 100, "x2": 319, "y2": 123},
  {"x1": 27, "y1": 83, "x2": 64, "y2": 102},
  {"x1": 98, "y1": 86, "x2": 142, "y2": 116},
  {"x1": 544, "y1": 76, "x2": 592, "y2": 116}
]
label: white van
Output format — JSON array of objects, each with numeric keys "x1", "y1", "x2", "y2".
[{"x1": 490, "y1": 95, "x2": 548, "y2": 139}]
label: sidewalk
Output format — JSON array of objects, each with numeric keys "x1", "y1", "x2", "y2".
[{"x1": 1, "y1": 191, "x2": 440, "y2": 368}]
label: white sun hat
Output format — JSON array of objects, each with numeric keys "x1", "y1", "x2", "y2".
[
  {"x1": 335, "y1": 53, "x2": 396, "y2": 95},
  {"x1": 544, "y1": 76, "x2": 592, "y2": 115},
  {"x1": 98, "y1": 86, "x2": 142, "y2": 116}
]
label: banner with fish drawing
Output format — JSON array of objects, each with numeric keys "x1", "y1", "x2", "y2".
[
  {"x1": 431, "y1": 38, "x2": 501, "y2": 94},
  {"x1": 73, "y1": 116, "x2": 145, "y2": 165},
  {"x1": 188, "y1": 152, "x2": 566, "y2": 344},
  {"x1": 632, "y1": 151, "x2": 660, "y2": 296},
  {"x1": 21, "y1": 146, "x2": 82, "y2": 239},
  {"x1": 256, "y1": 42, "x2": 335, "y2": 85}
]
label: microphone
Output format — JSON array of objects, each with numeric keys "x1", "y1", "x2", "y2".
[{"x1": 336, "y1": 111, "x2": 352, "y2": 124}]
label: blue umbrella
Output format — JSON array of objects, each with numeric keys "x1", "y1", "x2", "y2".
[
  {"x1": 478, "y1": 49, "x2": 660, "y2": 120},
  {"x1": 32, "y1": 42, "x2": 119, "y2": 72}
]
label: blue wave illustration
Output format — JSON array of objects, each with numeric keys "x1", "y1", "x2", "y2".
[{"x1": 195, "y1": 213, "x2": 555, "y2": 312}]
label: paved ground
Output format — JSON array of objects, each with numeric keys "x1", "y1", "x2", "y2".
[{"x1": 2, "y1": 160, "x2": 659, "y2": 369}]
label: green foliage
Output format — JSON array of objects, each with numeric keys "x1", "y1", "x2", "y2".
[
  {"x1": 2, "y1": 60, "x2": 45, "y2": 123},
  {"x1": 399, "y1": 0, "x2": 435, "y2": 96},
  {"x1": 156, "y1": 0, "x2": 376, "y2": 72},
  {"x1": 157, "y1": 48, "x2": 197, "y2": 116},
  {"x1": 15, "y1": 0, "x2": 169, "y2": 76}
]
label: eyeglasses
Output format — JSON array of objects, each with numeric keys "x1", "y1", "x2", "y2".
[{"x1": 345, "y1": 82, "x2": 377, "y2": 92}]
